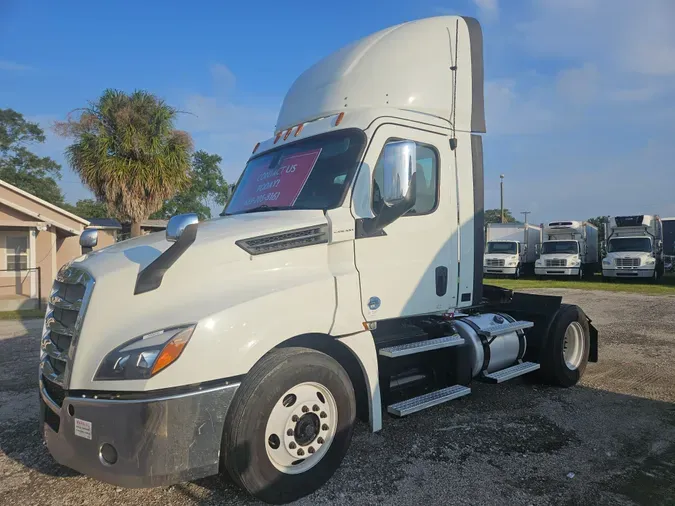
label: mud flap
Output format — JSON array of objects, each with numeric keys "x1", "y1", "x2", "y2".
[{"x1": 588, "y1": 321, "x2": 598, "y2": 363}]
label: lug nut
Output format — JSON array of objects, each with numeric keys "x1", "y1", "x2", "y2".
[
  {"x1": 308, "y1": 447, "x2": 315, "y2": 454},
  {"x1": 292, "y1": 415, "x2": 299, "y2": 422},
  {"x1": 322, "y1": 424, "x2": 329, "y2": 431},
  {"x1": 287, "y1": 429, "x2": 293, "y2": 436},
  {"x1": 302, "y1": 405, "x2": 309, "y2": 413},
  {"x1": 289, "y1": 442, "x2": 297, "y2": 449},
  {"x1": 317, "y1": 437, "x2": 324, "y2": 444},
  {"x1": 297, "y1": 449, "x2": 305, "y2": 456},
  {"x1": 313, "y1": 404, "x2": 319, "y2": 412},
  {"x1": 320, "y1": 411, "x2": 327, "y2": 419}
]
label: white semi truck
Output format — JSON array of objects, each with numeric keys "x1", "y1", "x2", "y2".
[
  {"x1": 602, "y1": 215, "x2": 664, "y2": 281},
  {"x1": 535, "y1": 221, "x2": 599, "y2": 279},
  {"x1": 484, "y1": 223, "x2": 542, "y2": 278},
  {"x1": 39, "y1": 16, "x2": 598, "y2": 504}
]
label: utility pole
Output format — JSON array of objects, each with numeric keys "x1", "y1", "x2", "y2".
[
  {"x1": 521, "y1": 211, "x2": 531, "y2": 225},
  {"x1": 500, "y1": 174, "x2": 505, "y2": 223}
]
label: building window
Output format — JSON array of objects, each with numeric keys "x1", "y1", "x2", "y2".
[{"x1": 6, "y1": 235, "x2": 28, "y2": 271}]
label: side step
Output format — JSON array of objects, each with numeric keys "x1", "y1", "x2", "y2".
[
  {"x1": 379, "y1": 334, "x2": 464, "y2": 358},
  {"x1": 477, "y1": 320, "x2": 534, "y2": 338},
  {"x1": 387, "y1": 384, "x2": 471, "y2": 417},
  {"x1": 482, "y1": 361, "x2": 540, "y2": 383}
]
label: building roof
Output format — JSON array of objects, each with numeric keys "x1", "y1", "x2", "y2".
[
  {"x1": 0, "y1": 179, "x2": 89, "y2": 226},
  {"x1": 86, "y1": 218, "x2": 122, "y2": 230},
  {"x1": 141, "y1": 219, "x2": 168, "y2": 229}
]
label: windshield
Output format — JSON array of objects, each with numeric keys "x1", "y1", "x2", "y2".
[
  {"x1": 541, "y1": 241, "x2": 578, "y2": 255},
  {"x1": 608, "y1": 237, "x2": 652, "y2": 253},
  {"x1": 224, "y1": 129, "x2": 366, "y2": 215},
  {"x1": 486, "y1": 242, "x2": 517, "y2": 254}
]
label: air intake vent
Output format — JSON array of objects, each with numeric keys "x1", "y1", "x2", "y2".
[{"x1": 237, "y1": 224, "x2": 329, "y2": 255}]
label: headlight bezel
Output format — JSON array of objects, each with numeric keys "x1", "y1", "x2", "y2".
[{"x1": 94, "y1": 324, "x2": 196, "y2": 381}]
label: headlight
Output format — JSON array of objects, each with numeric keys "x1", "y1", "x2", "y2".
[
  {"x1": 507, "y1": 261, "x2": 517, "y2": 266},
  {"x1": 602, "y1": 258, "x2": 612, "y2": 265},
  {"x1": 95, "y1": 325, "x2": 195, "y2": 380},
  {"x1": 570, "y1": 259, "x2": 580, "y2": 266},
  {"x1": 536, "y1": 259, "x2": 542, "y2": 266},
  {"x1": 645, "y1": 258, "x2": 656, "y2": 265}
]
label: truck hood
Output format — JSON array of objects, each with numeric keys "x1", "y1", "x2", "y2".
[{"x1": 73, "y1": 210, "x2": 328, "y2": 281}]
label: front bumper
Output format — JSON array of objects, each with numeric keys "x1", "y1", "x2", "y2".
[
  {"x1": 602, "y1": 268, "x2": 654, "y2": 278},
  {"x1": 535, "y1": 266, "x2": 580, "y2": 276},
  {"x1": 484, "y1": 266, "x2": 517, "y2": 275},
  {"x1": 39, "y1": 376, "x2": 239, "y2": 488}
]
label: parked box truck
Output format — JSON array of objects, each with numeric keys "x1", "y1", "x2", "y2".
[
  {"x1": 535, "y1": 221, "x2": 599, "y2": 279},
  {"x1": 39, "y1": 16, "x2": 598, "y2": 504},
  {"x1": 602, "y1": 215, "x2": 664, "y2": 281},
  {"x1": 484, "y1": 223, "x2": 542, "y2": 278}
]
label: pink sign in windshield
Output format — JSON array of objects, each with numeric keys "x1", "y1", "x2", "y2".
[{"x1": 228, "y1": 148, "x2": 322, "y2": 212}]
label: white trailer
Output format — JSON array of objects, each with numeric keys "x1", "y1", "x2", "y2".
[
  {"x1": 535, "y1": 221, "x2": 599, "y2": 279},
  {"x1": 602, "y1": 215, "x2": 664, "y2": 281},
  {"x1": 38, "y1": 16, "x2": 598, "y2": 504},
  {"x1": 484, "y1": 223, "x2": 541, "y2": 278}
]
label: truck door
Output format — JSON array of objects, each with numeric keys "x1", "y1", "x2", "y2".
[{"x1": 353, "y1": 125, "x2": 458, "y2": 321}]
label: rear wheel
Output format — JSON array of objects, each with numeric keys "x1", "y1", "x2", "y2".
[
  {"x1": 539, "y1": 305, "x2": 590, "y2": 387},
  {"x1": 223, "y1": 347, "x2": 356, "y2": 504}
]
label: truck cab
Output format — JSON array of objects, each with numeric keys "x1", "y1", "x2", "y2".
[
  {"x1": 484, "y1": 240, "x2": 521, "y2": 277},
  {"x1": 602, "y1": 215, "x2": 664, "y2": 281},
  {"x1": 38, "y1": 16, "x2": 597, "y2": 504},
  {"x1": 535, "y1": 221, "x2": 598, "y2": 279}
]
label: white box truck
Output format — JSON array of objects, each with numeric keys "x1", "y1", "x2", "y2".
[
  {"x1": 38, "y1": 16, "x2": 598, "y2": 504},
  {"x1": 484, "y1": 223, "x2": 542, "y2": 278},
  {"x1": 535, "y1": 221, "x2": 599, "y2": 279},
  {"x1": 602, "y1": 215, "x2": 664, "y2": 281}
]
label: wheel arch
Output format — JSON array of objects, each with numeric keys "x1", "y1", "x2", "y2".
[{"x1": 275, "y1": 332, "x2": 380, "y2": 431}]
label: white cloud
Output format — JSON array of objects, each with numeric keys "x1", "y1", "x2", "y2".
[
  {"x1": 472, "y1": 0, "x2": 498, "y2": 19},
  {"x1": 210, "y1": 63, "x2": 236, "y2": 95},
  {"x1": 0, "y1": 60, "x2": 33, "y2": 72},
  {"x1": 555, "y1": 64, "x2": 599, "y2": 105}
]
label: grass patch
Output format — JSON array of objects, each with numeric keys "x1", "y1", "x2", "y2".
[
  {"x1": 489, "y1": 273, "x2": 675, "y2": 296},
  {"x1": 0, "y1": 309, "x2": 45, "y2": 321}
]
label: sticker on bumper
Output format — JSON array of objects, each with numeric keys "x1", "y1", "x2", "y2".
[{"x1": 74, "y1": 418, "x2": 92, "y2": 440}]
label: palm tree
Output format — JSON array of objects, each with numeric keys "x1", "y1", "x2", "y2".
[{"x1": 56, "y1": 89, "x2": 193, "y2": 237}]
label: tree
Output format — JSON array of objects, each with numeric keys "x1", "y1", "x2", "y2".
[
  {"x1": 588, "y1": 216, "x2": 608, "y2": 244},
  {"x1": 63, "y1": 199, "x2": 109, "y2": 219},
  {"x1": 151, "y1": 150, "x2": 231, "y2": 221},
  {"x1": 0, "y1": 108, "x2": 66, "y2": 205},
  {"x1": 484, "y1": 208, "x2": 517, "y2": 224},
  {"x1": 55, "y1": 89, "x2": 193, "y2": 237}
]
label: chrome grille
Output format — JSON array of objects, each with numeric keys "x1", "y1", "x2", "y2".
[
  {"x1": 545, "y1": 259, "x2": 567, "y2": 267},
  {"x1": 485, "y1": 258, "x2": 505, "y2": 267},
  {"x1": 40, "y1": 266, "x2": 94, "y2": 401},
  {"x1": 616, "y1": 257, "x2": 640, "y2": 268}
]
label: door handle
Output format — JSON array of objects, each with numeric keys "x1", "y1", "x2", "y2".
[{"x1": 435, "y1": 266, "x2": 448, "y2": 296}]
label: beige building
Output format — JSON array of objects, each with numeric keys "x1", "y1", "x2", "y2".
[
  {"x1": 0, "y1": 179, "x2": 90, "y2": 311},
  {"x1": 85, "y1": 218, "x2": 122, "y2": 250}
]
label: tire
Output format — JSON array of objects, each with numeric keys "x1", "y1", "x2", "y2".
[
  {"x1": 514, "y1": 265, "x2": 521, "y2": 280},
  {"x1": 222, "y1": 347, "x2": 356, "y2": 504},
  {"x1": 577, "y1": 266, "x2": 584, "y2": 281},
  {"x1": 539, "y1": 304, "x2": 590, "y2": 387},
  {"x1": 651, "y1": 269, "x2": 659, "y2": 284}
]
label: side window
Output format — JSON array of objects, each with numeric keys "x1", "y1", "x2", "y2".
[{"x1": 372, "y1": 141, "x2": 438, "y2": 216}]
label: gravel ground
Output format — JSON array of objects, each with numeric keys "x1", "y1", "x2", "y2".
[{"x1": 1, "y1": 289, "x2": 674, "y2": 505}]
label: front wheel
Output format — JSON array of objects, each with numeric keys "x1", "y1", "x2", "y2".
[
  {"x1": 514, "y1": 265, "x2": 521, "y2": 280},
  {"x1": 539, "y1": 304, "x2": 590, "y2": 387},
  {"x1": 223, "y1": 347, "x2": 356, "y2": 504}
]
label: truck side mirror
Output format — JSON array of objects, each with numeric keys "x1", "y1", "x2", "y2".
[
  {"x1": 360, "y1": 140, "x2": 417, "y2": 236},
  {"x1": 166, "y1": 213, "x2": 199, "y2": 242},
  {"x1": 80, "y1": 228, "x2": 98, "y2": 248},
  {"x1": 382, "y1": 140, "x2": 417, "y2": 207}
]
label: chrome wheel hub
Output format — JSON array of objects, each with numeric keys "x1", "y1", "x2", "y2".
[
  {"x1": 562, "y1": 321, "x2": 585, "y2": 370},
  {"x1": 265, "y1": 382, "x2": 338, "y2": 474}
]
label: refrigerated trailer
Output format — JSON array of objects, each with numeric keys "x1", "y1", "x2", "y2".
[
  {"x1": 602, "y1": 215, "x2": 664, "y2": 281},
  {"x1": 38, "y1": 16, "x2": 598, "y2": 504},
  {"x1": 535, "y1": 221, "x2": 599, "y2": 279},
  {"x1": 484, "y1": 223, "x2": 542, "y2": 278}
]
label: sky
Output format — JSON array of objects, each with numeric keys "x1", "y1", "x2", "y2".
[{"x1": 1, "y1": 0, "x2": 674, "y2": 224}]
